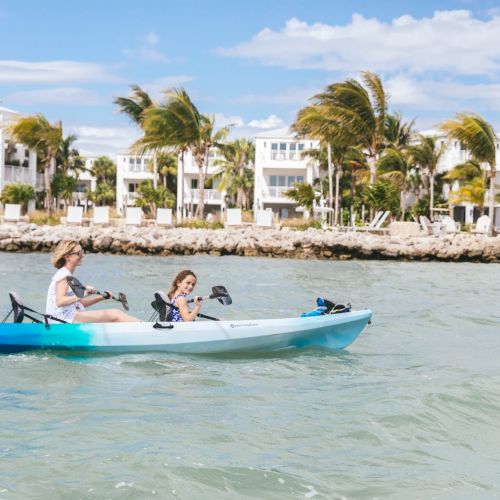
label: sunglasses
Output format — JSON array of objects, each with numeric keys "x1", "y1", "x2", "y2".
[{"x1": 69, "y1": 250, "x2": 84, "y2": 257}]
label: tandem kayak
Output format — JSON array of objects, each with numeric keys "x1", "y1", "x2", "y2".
[{"x1": 0, "y1": 309, "x2": 372, "y2": 354}]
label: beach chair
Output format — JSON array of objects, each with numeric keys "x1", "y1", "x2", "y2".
[
  {"x1": 226, "y1": 208, "x2": 242, "y2": 227},
  {"x1": 92, "y1": 206, "x2": 109, "y2": 226},
  {"x1": 471, "y1": 215, "x2": 489, "y2": 234},
  {"x1": 441, "y1": 215, "x2": 460, "y2": 233},
  {"x1": 125, "y1": 207, "x2": 142, "y2": 226},
  {"x1": 351, "y1": 211, "x2": 382, "y2": 231},
  {"x1": 1, "y1": 203, "x2": 21, "y2": 223},
  {"x1": 156, "y1": 208, "x2": 172, "y2": 227},
  {"x1": 256, "y1": 209, "x2": 273, "y2": 228},
  {"x1": 65, "y1": 206, "x2": 84, "y2": 226},
  {"x1": 356, "y1": 211, "x2": 390, "y2": 233}
]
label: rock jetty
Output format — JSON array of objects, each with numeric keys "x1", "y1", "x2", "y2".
[{"x1": 0, "y1": 223, "x2": 499, "y2": 263}]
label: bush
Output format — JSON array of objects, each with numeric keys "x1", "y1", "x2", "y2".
[
  {"x1": 176, "y1": 219, "x2": 224, "y2": 230},
  {"x1": 280, "y1": 218, "x2": 321, "y2": 230},
  {"x1": 0, "y1": 182, "x2": 36, "y2": 213},
  {"x1": 29, "y1": 210, "x2": 61, "y2": 225}
]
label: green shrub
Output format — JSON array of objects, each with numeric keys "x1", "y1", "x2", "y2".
[
  {"x1": 29, "y1": 210, "x2": 61, "y2": 225},
  {"x1": 176, "y1": 219, "x2": 224, "y2": 230}
]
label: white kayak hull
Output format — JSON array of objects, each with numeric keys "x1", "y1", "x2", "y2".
[{"x1": 0, "y1": 310, "x2": 372, "y2": 354}]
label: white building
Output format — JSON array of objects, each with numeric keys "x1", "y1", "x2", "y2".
[
  {"x1": 253, "y1": 128, "x2": 320, "y2": 219},
  {"x1": 69, "y1": 157, "x2": 97, "y2": 207},
  {"x1": 116, "y1": 153, "x2": 153, "y2": 214},
  {"x1": 0, "y1": 106, "x2": 38, "y2": 211},
  {"x1": 420, "y1": 130, "x2": 500, "y2": 225},
  {"x1": 176, "y1": 148, "x2": 226, "y2": 221}
]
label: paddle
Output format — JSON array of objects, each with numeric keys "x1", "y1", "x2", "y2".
[
  {"x1": 187, "y1": 285, "x2": 232, "y2": 306},
  {"x1": 66, "y1": 276, "x2": 130, "y2": 311}
]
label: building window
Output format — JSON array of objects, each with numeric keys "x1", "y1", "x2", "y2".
[
  {"x1": 25, "y1": 149, "x2": 29, "y2": 158},
  {"x1": 128, "y1": 183, "x2": 136, "y2": 193},
  {"x1": 271, "y1": 143, "x2": 278, "y2": 160},
  {"x1": 191, "y1": 179, "x2": 198, "y2": 189}
]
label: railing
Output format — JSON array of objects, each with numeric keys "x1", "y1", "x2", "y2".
[
  {"x1": 3, "y1": 165, "x2": 32, "y2": 184},
  {"x1": 271, "y1": 152, "x2": 302, "y2": 161},
  {"x1": 187, "y1": 189, "x2": 222, "y2": 202},
  {"x1": 265, "y1": 186, "x2": 291, "y2": 199},
  {"x1": 125, "y1": 193, "x2": 139, "y2": 204}
]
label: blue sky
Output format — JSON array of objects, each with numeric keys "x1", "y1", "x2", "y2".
[{"x1": 2, "y1": 0, "x2": 500, "y2": 156}]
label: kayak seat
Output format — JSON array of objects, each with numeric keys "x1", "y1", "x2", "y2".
[
  {"x1": 151, "y1": 291, "x2": 175, "y2": 322},
  {"x1": 300, "y1": 297, "x2": 351, "y2": 317},
  {"x1": 9, "y1": 291, "x2": 25, "y2": 323}
]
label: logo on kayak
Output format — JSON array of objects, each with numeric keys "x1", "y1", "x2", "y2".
[{"x1": 230, "y1": 322, "x2": 258, "y2": 328}]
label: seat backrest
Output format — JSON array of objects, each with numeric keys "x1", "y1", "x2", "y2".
[
  {"x1": 67, "y1": 206, "x2": 83, "y2": 224},
  {"x1": 151, "y1": 290, "x2": 174, "y2": 321},
  {"x1": 476, "y1": 215, "x2": 490, "y2": 232},
  {"x1": 226, "y1": 208, "x2": 242, "y2": 226},
  {"x1": 126, "y1": 207, "x2": 142, "y2": 225},
  {"x1": 369, "y1": 211, "x2": 383, "y2": 227},
  {"x1": 156, "y1": 208, "x2": 172, "y2": 226},
  {"x1": 441, "y1": 215, "x2": 457, "y2": 232},
  {"x1": 256, "y1": 209, "x2": 273, "y2": 227},
  {"x1": 419, "y1": 215, "x2": 433, "y2": 235},
  {"x1": 93, "y1": 206, "x2": 109, "y2": 224},
  {"x1": 4, "y1": 203, "x2": 21, "y2": 222},
  {"x1": 375, "y1": 211, "x2": 390, "y2": 228},
  {"x1": 9, "y1": 291, "x2": 24, "y2": 323}
]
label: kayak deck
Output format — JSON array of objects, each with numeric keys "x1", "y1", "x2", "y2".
[{"x1": 0, "y1": 310, "x2": 372, "y2": 354}]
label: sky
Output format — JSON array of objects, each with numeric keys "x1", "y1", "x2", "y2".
[{"x1": 2, "y1": 0, "x2": 500, "y2": 157}]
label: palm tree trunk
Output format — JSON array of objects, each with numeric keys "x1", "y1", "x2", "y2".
[
  {"x1": 334, "y1": 165, "x2": 341, "y2": 226},
  {"x1": 44, "y1": 157, "x2": 52, "y2": 214},
  {"x1": 195, "y1": 165, "x2": 205, "y2": 219},
  {"x1": 367, "y1": 154, "x2": 376, "y2": 221},
  {"x1": 429, "y1": 172, "x2": 435, "y2": 221},
  {"x1": 153, "y1": 152, "x2": 158, "y2": 189},
  {"x1": 488, "y1": 165, "x2": 495, "y2": 236},
  {"x1": 327, "y1": 143, "x2": 333, "y2": 225},
  {"x1": 400, "y1": 191, "x2": 405, "y2": 221}
]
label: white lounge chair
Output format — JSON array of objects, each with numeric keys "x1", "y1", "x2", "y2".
[
  {"x1": 92, "y1": 206, "x2": 109, "y2": 225},
  {"x1": 65, "y1": 206, "x2": 84, "y2": 226},
  {"x1": 472, "y1": 215, "x2": 490, "y2": 234},
  {"x1": 441, "y1": 215, "x2": 460, "y2": 233},
  {"x1": 226, "y1": 208, "x2": 242, "y2": 226},
  {"x1": 256, "y1": 209, "x2": 273, "y2": 228},
  {"x1": 156, "y1": 208, "x2": 172, "y2": 227},
  {"x1": 1, "y1": 203, "x2": 21, "y2": 223},
  {"x1": 126, "y1": 207, "x2": 143, "y2": 226},
  {"x1": 355, "y1": 211, "x2": 390, "y2": 233}
]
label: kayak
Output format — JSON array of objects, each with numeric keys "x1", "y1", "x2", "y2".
[{"x1": 0, "y1": 309, "x2": 372, "y2": 354}]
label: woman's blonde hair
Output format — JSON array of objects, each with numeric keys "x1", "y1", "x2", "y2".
[
  {"x1": 51, "y1": 240, "x2": 80, "y2": 269},
  {"x1": 168, "y1": 270, "x2": 197, "y2": 299}
]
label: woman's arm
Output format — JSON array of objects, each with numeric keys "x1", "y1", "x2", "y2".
[
  {"x1": 55, "y1": 279, "x2": 81, "y2": 308},
  {"x1": 80, "y1": 295, "x2": 105, "y2": 307},
  {"x1": 176, "y1": 296, "x2": 201, "y2": 322}
]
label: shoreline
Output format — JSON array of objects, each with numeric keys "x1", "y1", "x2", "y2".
[{"x1": 0, "y1": 223, "x2": 499, "y2": 263}]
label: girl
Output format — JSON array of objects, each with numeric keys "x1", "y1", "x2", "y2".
[
  {"x1": 46, "y1": 240, "x2": 140, "y2": 323},
  {"x1": 167, "y1": 270, "x2": 202, "y2": 322}
]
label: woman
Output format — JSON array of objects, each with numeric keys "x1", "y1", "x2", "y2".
[{"x1": 46, "y1": 240, "x2": 140, "y2": 323}]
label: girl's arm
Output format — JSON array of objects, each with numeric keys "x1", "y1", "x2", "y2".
[
  {"x1": 176, "y1": 296, "x2": 202, "y2": 322},
  {"x1": 79, "y1": 295, "x2": 106, "y2": 307}
]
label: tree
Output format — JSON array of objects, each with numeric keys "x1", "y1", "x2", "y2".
[
  {"x1": 10, "y1": 114, "x2": 63, "y2": 213},
  {"x1": 409, "y1": 135, "x2": 447, "y2": 220},
  {"x1": 114, "y1": 85, "x2": 158, "y2": 187},
  {"x1": 284, "y1": 182, "x2": 319, "y2": 211},
  {"x1": 135, "y1": 180, "x2": 175, "y2": 214},
  {"x1": 148, "y1": 151, "x2": 177, "y2": 192},
  {"x1": 362, "y1": 179, "x2": 400, "y2": 216},
  {"x1": 89, "y1": 156, "x2": 116, "y2": 206},
  {"x1": 315, "y1": 71, "x2": 388, "y2": 186},
  {"x1": 0, "y1": 183, "x2": 35, "y2": 213},
  {"x1": 133, "y1": 88, "x2": 230, "y2": 219},
  {"x1": 440, "y1": 113, "x2": 498, "y2": 236},
  {"x1": 213, "y1": 139, "x2": 255, "y2": 209}
]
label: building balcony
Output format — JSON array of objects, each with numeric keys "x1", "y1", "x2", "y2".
[
  {"x1": 271, "y1": 152, "x2": 303, "y2": 161},
  {"x1": 260, "y1": 187, "x2": 296, "y2": 203},
  {"x1": 3, "y1": 165, "x2": 33, "y2": 184},
  {"x1": 185, "y1": 188, "x2": 222, "y2": 203}
]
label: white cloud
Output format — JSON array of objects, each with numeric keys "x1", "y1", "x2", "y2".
[
  {"x1": 6, "y1": 87, "x2": 106, "y2": 106},
  {"x1": 213, "y1": 112, "x2": 245, "y2": 128},
  {"x1": 217, "y1": 11, "x2": 500, "y2": 75},
  {"x1": 68, "y1": 125, "x2": 140, "y2": 157},
  {"x1": 140, "y1": 75, "x2": 195, "y2": 97},
  {"x1": 247, "y1": 114, "x2": 284, "y2": 129},
  {"x1": 231, "y1": 86, "x2": 321, "y2": 106},
  {"x1": 0, "y1": 60, "x2": 119, "y2": 83},
  {"x1": 123, "y1": 32, "x2": 169, "y2": 63}
]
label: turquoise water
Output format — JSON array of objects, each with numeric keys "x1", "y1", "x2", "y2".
[{"x1": 0, "y1": 253, "x2": 499, "y2": 499}]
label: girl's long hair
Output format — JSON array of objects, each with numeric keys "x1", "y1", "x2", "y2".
[
  {"x1": 51, "y1": 240, "x2": 80, "y2": 269},
  {"x1": 168, "y1": 270, "x2": 197, "y2": 299}
]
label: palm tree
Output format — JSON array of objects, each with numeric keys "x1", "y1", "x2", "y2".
[
  {"x1": 440, "y1": 113, "x2": 497, "y2": 236},
  {"x1": 314, "y1": 71, "x2": 388, "y2": 186},
  {"x1": 89, "y1": 156, "x2": 116, "y2": 206},
  {"x1": 114, "y1": 85, "x2": 158, "y2": 188},
  {"x1": 284, "y1": 182, "x2": 319, "y2": 211},
  {"x1": 213, "y1": 138, "x2": 255, "y2": 209},
  {"x1": 133, "y1": 88, "x2": 230, "y2": 219},
  {"x1": 0, "y1": 182, "x2": 35, "y2": 213},
  {"x1": 9, "y1": 114, "x2": 63, "y2": 213},
  {"x1": 149, "y1": 151, "x2": 177, "y2": 191},
  {"x1": 409, "y1": 135, "x2": 447, "y2": 220}
]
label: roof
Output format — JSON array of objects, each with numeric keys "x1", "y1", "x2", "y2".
[{"x1": 254, "y1": 126, "x2": 296, "y2": 139}]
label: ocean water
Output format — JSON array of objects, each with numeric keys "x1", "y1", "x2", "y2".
[{"x1": 0, "y1": 253, "x2": 499, "y2": 499}]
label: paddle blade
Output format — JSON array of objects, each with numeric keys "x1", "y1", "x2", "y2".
[
  {"x1": 211, "y1": 285, "x2": 232, "y2": 305},
  {"x1": 66, "y1": 276, "x2": 86, "y2": 298},
  {"x1": 118, "y1": 292, "x2": 129, "y2": 311}
]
